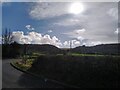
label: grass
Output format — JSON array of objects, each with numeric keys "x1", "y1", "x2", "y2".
[
  {"x1": 27, "y1": 55, "x2": 120, "y2": 88},
  {"x1": 71, "y1": 53, "x2": 105, "y2": 56},
  {"x1": 12, "y1": 59, "x2": 34, "y2": 71},
  {"x1": 12, "y1": 53, "x2": 38, "y2": 71},
  {"x1": 70, "y1": 53, "x2": 120, "y2": 57},
  {"x1": 32, "y1": 52, "x2": 45, "y2": 56},
  {"x1": 12, "y1": 53, "x2": 120, "y2": 88}
]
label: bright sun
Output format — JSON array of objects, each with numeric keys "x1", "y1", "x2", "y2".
[{"x1": 69, "y1": 2, "x2": 84, "y2": 15}]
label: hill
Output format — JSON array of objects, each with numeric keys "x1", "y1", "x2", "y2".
[
  {"x1": 2, "y1": 43, "x2": 120, "y2": 58},
  {"x1": 25, "y1": 44, "x2": 62, "y2": 54},
  {"x1": 71, "y1": 43, "x2": 120, "y2": 55},
  {"x1": 2, "y1": 43, "x2": 62, "y2": 58}
]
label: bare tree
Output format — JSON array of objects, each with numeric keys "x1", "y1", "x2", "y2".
[
  {"x1": 2, "y1": 28, "x2": 21, "y2": 58},
  {"x1": 2, "y1": 28, "x2": 13, "y2": 44}
]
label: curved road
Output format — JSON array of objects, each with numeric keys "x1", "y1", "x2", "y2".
[{"x1": 2, "y1": 59, "x2": 66, "y2": 88}]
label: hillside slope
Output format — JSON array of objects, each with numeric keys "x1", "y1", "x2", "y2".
[{"x1": 71, "y1": 43, "x2": 120, "y2": 55}]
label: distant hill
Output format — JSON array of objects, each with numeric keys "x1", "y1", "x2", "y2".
[
  {"x1": 71, "y1": 43, "x2": 120, "y2": 55},
  {"x1": 2, "y1": 43, "x2": 63, "y2": 58},
  {"x1": 2, "y1": 43, "x2": 120, "y2": 58},
  {"x1": 22, "y1": 44, "x2": 62, "y2": 54}
]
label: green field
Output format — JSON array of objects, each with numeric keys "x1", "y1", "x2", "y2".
[{"x1": 13, "y1": 53, "x2": 120, "y2": 88}]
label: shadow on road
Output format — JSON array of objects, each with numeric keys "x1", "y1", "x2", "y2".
[{"x1": 17, "y1": 73, "x2": 65, "y2": 88}]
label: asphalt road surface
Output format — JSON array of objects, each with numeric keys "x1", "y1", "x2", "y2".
[{"x1": 2, "y1": 59, "x2": 67, "y2": 89}]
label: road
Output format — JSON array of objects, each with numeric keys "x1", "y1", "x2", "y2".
[{"x1": 2, "y1": 59, "x2": 66, "y2": 88}]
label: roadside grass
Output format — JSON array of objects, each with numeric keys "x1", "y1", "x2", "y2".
[
  {"x1": 11, "y1": 52, "x2": 40, "y2": 71},
  {"x1": 12, "y1": 59, "x2": 34, "y2": 71}
]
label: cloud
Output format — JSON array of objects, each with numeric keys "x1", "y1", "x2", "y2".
[
  {"x1": 63, "y1": 39, "x2": 81, "y2": 48},
  {"x1": 11, "y1": 31, "x2": 62, "y2": 47},
  {"x1": 114, "y1": 28, "x2": 119, "y2": 34},
  {"x1": 2, "y1": 2, "x2": 118, "y2": 47},
  {"x1": 74, "y1": 29, "x2": 86, "y2": 34},
  {"x1": 63, "y1": 37, "x2": 87, "y2": 48},
  {"x1": 107, "y1": 8, "x2": 118, "y2": 20},
  {"x1": 63, "y1": 41, "x2": 69, "y2": 46},
  {"x1": 48, "y1": 30, "x2": 53, "y2": 33},
  {"x1": 63, "y1": 28, "x2": 86, "y2": 38},
  {"x1": 0, "y1": 0, "x2": 10, "y2": 2},
  {"x1": 11, "y1": 31, "x2": 103, "y2": 48},
  {"x1": 72, "y1": 40, "x2": 80, "y2": 46},
  {"x1": 63, "y1": 29, "x2": 103, "y2": 47},
  {"x1": 77, "y1": 36, "x2": 85, "y2": 41},
  {"x1": 0, "y1": 0, "x2": 6, "y2": 3},
  {"x1": 54, "y1": 19, "x2": 81, "y2": 26},
  {"x1": 28, "y1": 2, "x2": 118, "y2": 44},
  {"x1": 90, "y1": 41, "x2": 102, "y2": 46},
  {"x1": 29, "y1": 2, "x2": 69, "y2": 20},
  {"x1": 63, "y1": 38, "x2": 102, "y2": 48},
  {"x1": 0, "y1": 0, "x2": 12, "y2": 5},
  {"x1": 25, "y1": 25, "x2": 35, "y2": 30},
  {"x1": 1, "y1": 0, "x2": 44, "y2": 3},
  {"x1": 79, "y1": 39, "x2": 102, "y2": 46}
]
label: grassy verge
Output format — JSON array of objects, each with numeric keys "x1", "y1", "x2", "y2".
[
  {"x1": 12, "y1": 59, "x2": 34, "y2": 71},
  {"x1": 11, "y1": 53, "x2": 39, "y2": 71}
]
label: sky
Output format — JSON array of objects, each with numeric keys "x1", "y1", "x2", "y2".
[{"x1": 1, "y1": 2, "x2": 119, "y2": 48}]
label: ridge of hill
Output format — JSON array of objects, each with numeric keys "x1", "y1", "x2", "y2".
[
  {"x1": 2, "y1": 43, "x2": 120, "y2": 58},
  {"x1": 71, "y1": 43, "x2": 120, "y2": 55},
  {"x1": 25, "y1": 44, "x2": 62, "y2": 54}
]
